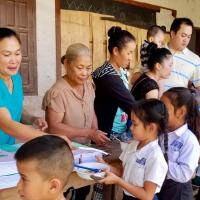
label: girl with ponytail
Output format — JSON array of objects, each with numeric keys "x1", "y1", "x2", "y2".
[{"x1": 158, "y1": 87, "x2": 200, "y2": 200}]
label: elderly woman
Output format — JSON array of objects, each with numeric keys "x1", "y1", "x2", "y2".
[
  {"x1": 42, "y1": 43, "x2": 109, "y2": 145},
  {"x1": 0, "y1": 27, "x2": 47, "y2": 145},
  {"x1": 42, "y1": 43, "x2": 110, "y2": 199}
]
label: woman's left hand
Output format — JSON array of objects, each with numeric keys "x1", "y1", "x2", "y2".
[{"x1": 33, "y1": 118, "x2": 48, "y2": 131}]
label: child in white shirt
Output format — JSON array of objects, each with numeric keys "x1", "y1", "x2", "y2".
[
  {"x1": 158, "y1": 87, "x2": 200, "y2": 200},
  {"x1": 99, "y1": 99, "x2": 168, "y2": 200}
]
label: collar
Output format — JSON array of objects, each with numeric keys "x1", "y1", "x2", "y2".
[
  {"x1": 136, "y1": 139, "x2": 159, "y2": 157},
  {"x1": 61, "y1": 77, "x2": 86, "y2": 100},
  {"x1": 182, "y1": 48, "x2": 188, "y2": 54},
  {"x1": 168, "y1": 124, "x2": 188, "y2": 137},
  {"x1": 165, "y1": 43, "x2": 188, "y2": 55}
]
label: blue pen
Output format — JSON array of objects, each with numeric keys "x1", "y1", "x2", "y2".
[{"x1": 74, "y1": 164, "x2": 101, "y2": 173}]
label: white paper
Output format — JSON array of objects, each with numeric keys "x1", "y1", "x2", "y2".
[
  {"x1": 77, "y1": 146, "x2": 108, "y2": 155},
  {"x1": 0, "y1": 174, "x2": 20, "y2": 189},
  {"x1": 0, "y1": 161, "x2": 18, "y2": 176},
  {"x1": 0, "y1": 150, "x2": 15, "y2": 162},
  {"x1": 74, "y1": 152, "x2": 102, "y2": 165}
]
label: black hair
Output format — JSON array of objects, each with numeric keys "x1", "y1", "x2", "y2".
[
  {"x1": 170, "y1": 18, "x2": 193, "y2": 34},
  {"x1": 132, "y1": 99, "x2": 168, "y2": 136},
  {"x1": 147, "y1": 48, "x2": 172, "y2": 71},
  {"x1": 132, "y1": 99, "x2": 169, "y2": 161},
  {"x1": 163, "y1": 87, "x2": 200, "y2": 140},
  {"x1": 15, "y1": 135, "x2": 74, "y2": 185},
  {"x1": 147, "y1": 25, "x2": 165, "y2": 40},
  {"x1": 108, "y1": 26, "x2": 136, "y2": 54},
  {"x1": 0, "y1": 27, "x2": 21, "y2": 44}
]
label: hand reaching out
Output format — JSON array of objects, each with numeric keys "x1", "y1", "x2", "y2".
[
  {"x1": 90, "y1": 130, "x2": 110, "y2": 145},
  {"x1": 33, "y1": 118, "x2": 48, "y2": 131}
]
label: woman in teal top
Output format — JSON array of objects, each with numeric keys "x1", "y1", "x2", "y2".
[
  {"x1": 0, "y1": 73, "x2": 23, "y2": 144},
  {"x1": 0, "y1": 27, "x2": 48, "y2": 145}
]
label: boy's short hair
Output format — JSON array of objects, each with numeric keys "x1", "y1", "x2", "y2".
[
  {"x1": 147, "y1": 25, "x2": 165, "y2": 40},
  {"x1": 170, "y1": 18, "x2": 193, "y2": 34},
  {"x1": 15, "y1": 135, "x2": 74, "y2": 186}
]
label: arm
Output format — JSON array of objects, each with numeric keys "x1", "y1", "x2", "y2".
[
  {"x1": 103, "y1": 76, "x2": 135, "y2": 116},
  {"x1": 46, "y1": 108, "x2": 110, "y2": 144},
  {"x1": 91, "y1": 111, "x2": 98, "y2": 130},
  {"x1": 192, "y1": 57, "x2": 200, "y2": 90},
  {"x1": 0, "y1": 108, "x2": 45, "y2": 141},
  {"x1": 145, "y1": 89, "x2": 159, "y2": 99},
  {"x1": 99, "y1": 171, "x2": 156, "y2": 200},
  {"x1": 168, "y1": 140, "x2": 199, "y2": 182}
]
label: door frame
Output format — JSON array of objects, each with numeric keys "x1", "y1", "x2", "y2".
[{"x1": 55, "y1": 0, "x2": 61, "y2": 79}]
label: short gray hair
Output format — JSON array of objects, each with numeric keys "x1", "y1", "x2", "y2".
[{"x1": 61, "y1": 43, "x2": 91, "y2": 64}]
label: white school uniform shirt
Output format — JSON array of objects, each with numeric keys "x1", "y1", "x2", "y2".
[
  {"x1": 163, "y1": 46, "x2": 200, "y2": 91},
  {"x1": 159, "y1": 124, "x2": 200, "y2": 183},
  {"x1": 119, "y1": 139, "x2": 168, "y2": 197}
]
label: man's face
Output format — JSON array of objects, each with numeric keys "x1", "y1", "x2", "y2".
[{"x1": 170, "y1": 24, "x2": 192, "y2": 51}]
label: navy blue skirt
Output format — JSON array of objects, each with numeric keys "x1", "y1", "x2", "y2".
[{"x1": 157, "y1": 179, "x2": 193, "y2": 200}]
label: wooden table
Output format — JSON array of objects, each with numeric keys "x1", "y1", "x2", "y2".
[{"x1": 0, "y1": 141, "x2": 122, "y2": 200}]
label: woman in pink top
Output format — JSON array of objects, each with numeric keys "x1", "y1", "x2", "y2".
[
  {"x1": 43, "y1": 43, "x2": 110, "y2": 200},
  {"x1": 42, "y1": 43, "x2": 109, "y2": 145}
]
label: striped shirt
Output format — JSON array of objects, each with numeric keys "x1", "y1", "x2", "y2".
[{"x1": 164, "y1": 46, "x2": 200, "y2": 91}]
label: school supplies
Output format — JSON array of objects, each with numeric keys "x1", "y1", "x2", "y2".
[
  {"x1": 72, "y1": 145, "x2": 109, "y2": 164},
  {"x1": 74, "y1": 164, "x2": 101, "y2": 173},
  {"x1": 74, "y1": 162, "x2": 108, "y2": 180},
  {"x1": 0, "y1": 148, "x2": 19, "y2": 189},
  {"x1": 0, "y1": 174, "x2": 20, "y2": 189}
]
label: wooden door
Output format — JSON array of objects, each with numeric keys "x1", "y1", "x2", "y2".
[{"x1": 0, "y1": 0, "x2": 37, "y2": 95}]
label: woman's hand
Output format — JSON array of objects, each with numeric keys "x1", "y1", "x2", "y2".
[
  {"x1": 90, "y1": 130, "x2": 110, "y2": 145},
  {"x1": 33, "y1": 118, "x2": 48, "y2": 131}
]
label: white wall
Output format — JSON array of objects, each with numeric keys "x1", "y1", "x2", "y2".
[
  {"x1": 24, "y1": 0, "x2": 56, "y2": 116},
  {"x1": 134, "y1": 0, "x2": 200, "y2": 27}
]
